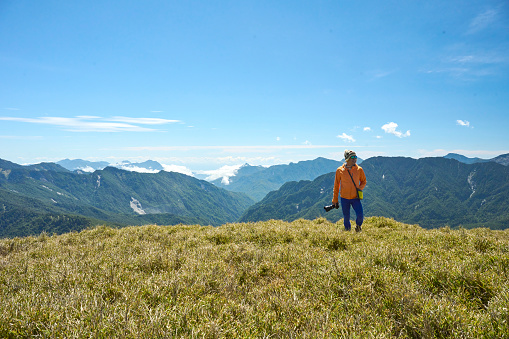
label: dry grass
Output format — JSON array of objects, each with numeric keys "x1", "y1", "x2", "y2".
[{"x1": 1, "y1": 217, "x2": 508, "y2": 338}]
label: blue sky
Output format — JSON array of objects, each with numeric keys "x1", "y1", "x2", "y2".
[{"x1": 1, "y1": 0, "x2": 508, "y2": 173}]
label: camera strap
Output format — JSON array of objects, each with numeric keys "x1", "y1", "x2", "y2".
[{"x1": 346, "y1": 168, "x2": 358, "y2": 190}]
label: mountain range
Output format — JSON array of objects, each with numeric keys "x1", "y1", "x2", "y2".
[
  {"x1": 56, "y1": 153, "x2": 508, "y2": 191},
  {"x1": 211, "y1": 157, "x2": 345, "y2": 201},
  {"x1": 239, "y1": 156, "x2": 509, "y2": 229},
  {"x1": 444, "y1": 153, "x2": 509, "y2": 166},
  {"x1": 2, "y1": 153, "x2": 509, "y2": 237},
  {"x1": 0, "y1": 159, "x2": 254, "y2": 237},
  {"x1": 57, "y1": 159, "x2": 163, "y2": 173},
  {"x1": 0, "y1": 157, "x2": 342, "y2": 237},
  {"x1": 57, "y1": 157, "x2": 346, "y2": 201}
]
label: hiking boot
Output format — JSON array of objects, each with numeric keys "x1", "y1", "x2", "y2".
[{"x1": 355, "y1": 225, "x2": 362, "y2": 232}]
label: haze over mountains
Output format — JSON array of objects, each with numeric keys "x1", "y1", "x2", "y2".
[
  {"x1": 1, "y1": 153, "x2": 508, "y2": 237},
  {"x1": 1, "y1": 157, "x2": 342, "y2": 237},
  {"x1": 444, "y1": 153, "x2": 509, "y2": 166},
  {"x1": 210, "y1": 157, "x2": 344, "y2": 201},
  {"x1": 58, "y1": 153, "x2": 507, "y2": 176},
  {"x1": 56, "y1": 157, "x2": 347, "y2": 200},
  {"x1": 57, "y1": 159, "x2": 165, "y2": 174}
]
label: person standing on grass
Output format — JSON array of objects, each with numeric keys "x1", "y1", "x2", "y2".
[{"x1": 331, "y1": 150, "x2": 367, "y2": 232}]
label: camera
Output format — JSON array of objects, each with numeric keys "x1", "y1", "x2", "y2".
[{"x1": 324, "y1": 203, "x2": 339, "y2": 212}]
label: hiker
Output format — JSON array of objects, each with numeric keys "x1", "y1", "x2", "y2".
[{"x1": 331, "y1": 150, "x2": 366, "y2": 232}]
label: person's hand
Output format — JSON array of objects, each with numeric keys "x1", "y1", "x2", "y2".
[{"x1": 333, "y1": 203, "x2": 339, "y2": 209}]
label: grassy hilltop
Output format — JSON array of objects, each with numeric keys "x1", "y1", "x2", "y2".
[{"x1": 1, "y1": 217, "x2": 509, "y2": 338}]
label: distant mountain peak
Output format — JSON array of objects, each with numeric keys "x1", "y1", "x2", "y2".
[
  {"x1": 492, "y1": 153, "x2": 509, "y2": 166},
  {"x1": 444, "y1": 153, "x2": 489, "y2": 165},
  {"x1": 210, "y1": 157, "x2": 342, "y2": 201},
  {"x1": 57, "y1": 159, "x2": 109, "y2": 172}
]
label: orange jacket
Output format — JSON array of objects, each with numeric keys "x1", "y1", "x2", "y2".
[{"x1": 332, "y1": 164, "x2": 367, "y2": 202}]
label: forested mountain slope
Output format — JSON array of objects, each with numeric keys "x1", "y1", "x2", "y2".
[
  {"x1": 0, "y1": 161, "x2": 254, "y2": 237},
  {"x1": 240, "y1": 157, "x2": 509, "y2": 229}
]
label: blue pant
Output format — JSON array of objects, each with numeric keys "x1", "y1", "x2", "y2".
[{"x1": 341, "y1": 198, "x2": 363, "y2": 231}]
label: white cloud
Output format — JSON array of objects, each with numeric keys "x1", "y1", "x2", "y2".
[
  {"x1": 77, "y1": 166, "x2": 96, "y2": 173},
  {"x1": 456, "y1": 119, "x2": 471, "y2": 127},
  {"x1": 363, "y1": 127, "x2": 371, "y2": 132},
  {"x1": 77, "y1": 115, "x2": 101, "y2": 119},
  {"x1": 467, "y1": 8, "x2": 498, "y2": 34},
  {"x1": 303, "y1": 140, "x2": 312, "y2": 145},
  {"x1": 369, "y1": 70, "x2": 394, "y2": 81},
  {"x1": 450, "y1": 54, "x2": 507, "y2": 65},
  {"x1": 337, "y1": 133, "x2": 355, "y2": 143},
  {"x1": 198, "y1": 164, "x2": 244, "y2": 184},
  {"x1": 115, "y1": 165, "x2": 160, "y2": 173},
  {"x1": 276, "y1": 137, "x2": 280, "y2": 141},
  {"x1": 450, "y1": 56, "x2": 475, "y2": 63},
  {"x1": 427, "y1": 49, "x2": 509, "y2": 80},
  {"x1": 381, "y1": 122, "x2": 410, "y2": 138},
  {"x1": 0, "y1": 116, "x2": 179, "y2": 132},
  {"x1": 161, "y1": 164, "x2": 194, "y2": 176},
  {"x1": 109, "y1": 116, "x2": 180, "y2": 125}
]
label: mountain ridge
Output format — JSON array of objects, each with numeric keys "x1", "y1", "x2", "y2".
[
  {"x1": 239, "y1": 156, "x2": 509, "y2": 229},
  {"x1": 211, "y1": 157, "x2": 344, "y2": 201},
  {"x1": 0, "y1": 161, "x2": 254, "y2": 237},
  {"x1": 443, "y1": 152, "x2": 509, "y2": 166},
  {"x1": 443, "y1": 153, "x2": 490, "y2": 164},
  {"x1": 3, "y1": 155, "x2": 509, "y2": 237}
]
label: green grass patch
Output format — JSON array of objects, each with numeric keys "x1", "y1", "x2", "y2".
[{"x1": 1, "y1": 217, "x2": 508, "y2": 337}]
